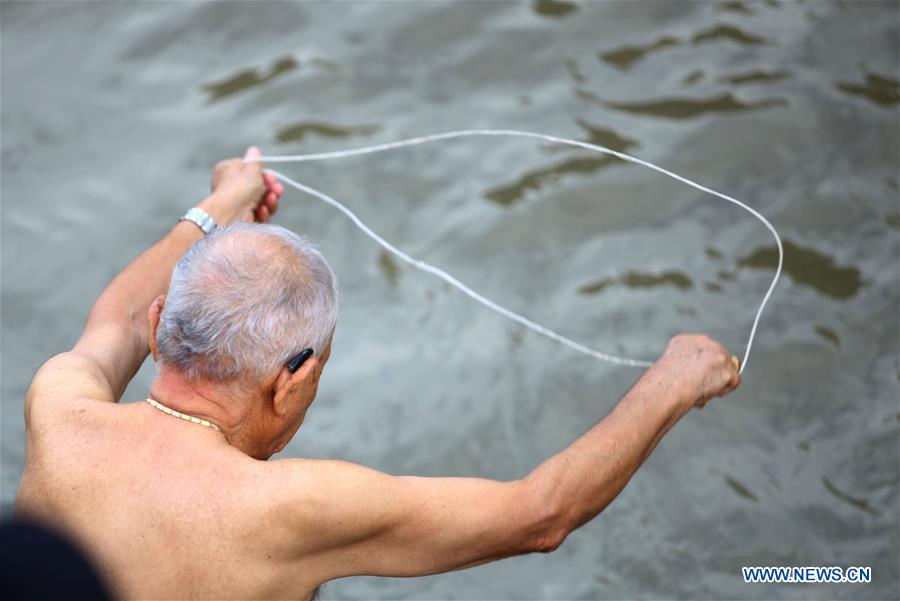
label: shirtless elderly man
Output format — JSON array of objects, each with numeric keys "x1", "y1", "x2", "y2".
[{"x1": 16, "y1": 148, "x2": 741, "y2": 599}]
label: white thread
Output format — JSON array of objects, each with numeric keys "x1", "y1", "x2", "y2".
[{"x1": 251, "y1": 130, "x2": 783, "y2": 374}]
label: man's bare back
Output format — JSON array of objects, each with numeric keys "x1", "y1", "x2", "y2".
[
  {"x1": 15, "y1": 148, "x2": 740, "y2": 599},
  {"x1": 18, "y1": 391, "x2": 361, "y2": 599},
  {"x1": 18, "y1": 399, "x2": 311, "y2": 598}
]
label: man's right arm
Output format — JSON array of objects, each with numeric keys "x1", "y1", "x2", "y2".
[
  {"x1": 274, "y1": 334, "x2": 740, "y2": 584},
  {"x1": 524, "y1": 334, "x2": 740, "y2": 535}
]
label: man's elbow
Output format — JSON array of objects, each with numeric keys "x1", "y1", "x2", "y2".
[
  {"x1": 530, "y1": 512, "x2": 569, "y2": 553},
  {"x1": 519, "y1": 481, "x2": 570, "y2": 554}
]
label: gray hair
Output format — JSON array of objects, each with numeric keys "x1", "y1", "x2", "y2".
[{"x1": 157, "y1": 223, "x2": 338, "y2": 383}]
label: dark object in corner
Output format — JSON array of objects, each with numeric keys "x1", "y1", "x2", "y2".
[{"x1": 0, "y1": 518, "x2": 112, "y2": 600}]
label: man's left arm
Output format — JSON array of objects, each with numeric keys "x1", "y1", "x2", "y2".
[{"x1": 26, "y1": 148, "x2": 283, "y2": 409}]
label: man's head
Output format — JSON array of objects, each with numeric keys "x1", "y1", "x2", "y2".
[{"x1": 148, "y1": 223, "x2": 338, "y2": 457}]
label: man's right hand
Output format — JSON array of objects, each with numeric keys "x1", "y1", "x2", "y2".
[
  {"x1": 649, "y1": 334, "x2": 741, "y2": 408},
  {"x1": 200, "y1": 147, "x2": 284, "y2": 225}
]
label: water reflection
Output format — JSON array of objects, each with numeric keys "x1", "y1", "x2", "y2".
[
  {"x1": 600, "y1": 22, "x2": 770, "y2": 71},
  {"x1": 720, "y1": 70, "x2": 792, "y2": 86},
  {"x1": 691, "y1": 24, "x2": 771, "y2": 46},
  {"x1": 814, "y1": 325, "x2": 840, "y2": 347},
  {"x1": 682, "y1": 69, "x2": 704, "y2": 86},
  {"x1": 718, "y1": 1, "x2": 756, "y2": 15},
  {"x1": 202, "y1": 56, "x2": 298, "y2": 102},
  {"x1": 563, "y1": 58, "x2": 586, "y2": 84},
  {"x1": 578, "y1": 270, "x2": 693, "y2": 295},
  {"x1": 532, "y1": 0, "x2": 577, "y2": 18},
  {"x1": 822, "y1": 477, "x2": 881, "y2": 517},
  {"x1": 886, "y1": 214, "x2": 900, "y2": 232},
  {"x1": 836, "y1": 68, "x2": 900, "y2": 107},
  {"x1": 724, "y1": 475, "x2": 759, "y2": 501},
  {"x1": 275, "y1": 122, "x2": 381, "y2": 144},
  {"x1": 599, "y1": 37, "x2": 679, "y2": 70},
  {"x1": 378, "y1": 251, "x2": 400, "y2": 287},
  {"x1": 717, "y1": 270, "x2": 737, "y2": 281},
  {"x1": 738, "y1": 240, "x2": 863, "y2": 300},
  {"x1": 485, "y1": 119, "x2": 637, "y2": 206},
  {"x1": 706, "y1": 246, "x2": 724, "y2": 259},
  {"x1": 587, "y1": 90, "x2": 787, "y2": 120}
]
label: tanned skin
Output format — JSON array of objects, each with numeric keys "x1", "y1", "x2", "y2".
[{"x1": 16, "y1": 147, "x2": 740, "y2": 600}]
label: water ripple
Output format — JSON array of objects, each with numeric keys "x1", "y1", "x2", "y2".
[
  {"x1": 823, "y1": 477, "x2": 881, "y2": 517},
  {"x1": 836, "y1": 68, "x2": 900, "y2": 107},
  {"x1": 532, "y1": 0, "x2": 577, "y2": 18},
  {"x1": 720, "y1": 70, "x2": 792, "y2": 86},
  {"x1": 275, "y1": 122, "x2": 381, "y2": 144},
  {"x1": 600, "y1": 22, "x2": 771, "y2": 71},
  {"x1": 484, "y1": 119, "x2": 638, "y2": 206},
  {"x1": 599, "y1": 37, "x2": 680, "y2": 70},
  {"x1": 691, "y1": 23, "x2": 772, "y2": 46},
  {"x1": 738, "y1": 240, "x2": 863, "y2": 301},
  {"x1": 583, "y1": 90, "x2": 787, "y2": 120},
  {"x1": 202, "y1": 56, "x2": 298, "y2": 102},
  {"x1": 579, "y1": 270, "x2": 693, "y2": 296}
]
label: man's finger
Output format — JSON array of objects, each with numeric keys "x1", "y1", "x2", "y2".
[
  {"x1": 244, "y1": 146, "x2": 263, "y2": 172},
  {"x1": 724, "y1": 372, "x2": 741, "y2": 396}
]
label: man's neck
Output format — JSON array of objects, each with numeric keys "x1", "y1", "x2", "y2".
[{"x1": 148, "y1": 367, "x2": 252, "y2": 449}]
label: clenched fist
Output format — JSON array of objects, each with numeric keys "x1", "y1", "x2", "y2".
[
  {"x1": 198, "y1": 147, "x2": 285, "y2": 225},
  {"x1": 649, "y1": 333, "x2": 741, "y2": 409}
]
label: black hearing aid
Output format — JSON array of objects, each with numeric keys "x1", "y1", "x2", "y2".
[{"x1": 287, "y1": 348, "x2": 314, "y2": 373}]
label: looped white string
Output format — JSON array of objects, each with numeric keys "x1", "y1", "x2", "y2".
[{"x1": 250, "y1": 129, "x2": 783, "y2": 374}]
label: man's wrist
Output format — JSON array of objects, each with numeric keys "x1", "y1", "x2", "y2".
[
  {"x1": 195, "y1": 193, "x2": 237, "y2": 227},
  {"x1": 179, "y1": 207, "x2": 217, "y2": 235},
  {"x1": 632, "y1": 365, "x2": 696, "y2": 418}
]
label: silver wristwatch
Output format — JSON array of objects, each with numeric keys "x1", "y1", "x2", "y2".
[{"x1": 179, "y1": 207, "x2": 217, "y2": 235}]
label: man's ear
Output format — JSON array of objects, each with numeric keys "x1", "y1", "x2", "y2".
[
  {"x1": 147, "y1": 295, "x2": 166, "y2": 362},
  {"x1": 272, "y1": 356, "x2": 319, "y2": 417}
]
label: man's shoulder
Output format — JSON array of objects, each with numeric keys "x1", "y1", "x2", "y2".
[
  {"x1": 26, "y1": 352, "x2": 117, "y2": 422},
  {"x1": 261, "y1": 458, "x2": 373, "y2": 491},
  {"x1": 254, "y1": 457, "x2": 332, "y2": 502},
  {"x1": 251, "y1": 459, "x2": 372, "y2": 521}
]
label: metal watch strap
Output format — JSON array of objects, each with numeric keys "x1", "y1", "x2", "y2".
[{"x1": 179, "y1": 207, "x2": 217, "y2": 235}]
